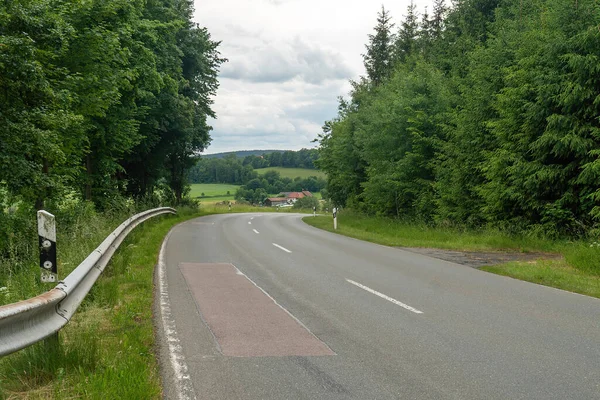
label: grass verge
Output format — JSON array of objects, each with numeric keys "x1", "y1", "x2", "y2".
[
  {"x1": 481, "y1": 260, "x2": 600, "y2": 299},
  {"x1": 303, "y1": 212, "x2": 600, "y2": 299},
  {"x1": 303, "y1": 213, "x2": 561, "y2": 252},
  {"x1": 0, "y1": 208, "x2": 202, "y2": 399}
]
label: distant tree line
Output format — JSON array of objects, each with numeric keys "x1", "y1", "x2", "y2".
[
  {"x1": 243, "y1": 149, "x2": 318, "y2": 169},
  {"x1": 188, "y1": 149, "x2": 319, "y2": 184},
  {"x1": 317, "y1": 0, "x2": 600, "y2": 237},
  {"x1": 0, "y1": 0, "x2": 224, "y2": 209}
]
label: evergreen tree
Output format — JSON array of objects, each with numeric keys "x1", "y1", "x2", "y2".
[
  {"x1": 363, "y1": 6, "x2": 395, "y2": 86},
  {"x1": 418, "y1": 7, "x2": 433, "y2": 58},
  {"x1": 431, "y1": 0, "x2": 448, "y2": 39},
  {"x1": 394, "y1": 0, "x2": 419, "y2": 62}
]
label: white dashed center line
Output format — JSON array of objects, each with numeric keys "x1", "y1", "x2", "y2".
[
  {"x1": 346, "y1": 279, "x2": 423, "y2": 314},
  {"x1": 253, "y1": 229, "x2": 260, "y2": 234},
  {"x1": 272, "y1": 243, "x2": 292, "y2": 253}
]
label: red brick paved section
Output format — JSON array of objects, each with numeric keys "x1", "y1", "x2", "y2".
[{"x1": 179, "y1": 263, "x2": 334, "y2": 357}]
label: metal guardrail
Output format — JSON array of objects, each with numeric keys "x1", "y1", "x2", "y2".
[{"x1": 0, "y1": 207, "x2": 176, "y2": 357}]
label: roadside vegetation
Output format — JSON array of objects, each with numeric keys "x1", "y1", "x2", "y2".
[
  {"x1": 0, "y1": 207, "x2": 194, "y2": 398},
  {"x1": 317, "y1": 1, "x2": 600, "y2": 240},
  {"x1": 304, "y1": 212, "x2": 600, "y2": 299},
  {"x1": 0, "y1": 1, "x2": 224, "y2": 208}
]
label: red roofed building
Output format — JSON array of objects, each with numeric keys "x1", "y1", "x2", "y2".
[
  {"x1": 265, "y1": 190, "x2": 314, "y2": 207},
  {"x1": 287, "y1": 192, "x2": 304, "y2": 200}
]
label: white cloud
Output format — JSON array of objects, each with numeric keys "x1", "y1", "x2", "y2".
[
  {"x1": 221, "y1": 37, "x2": 353, "y2": 84},
  {"x1": 194, "y1": 0, "x2": 431, "y2": 154}
]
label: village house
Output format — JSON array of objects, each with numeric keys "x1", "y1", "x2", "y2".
[{"x1": 265, "y1": 190, "x2": 313, "y2": 207}]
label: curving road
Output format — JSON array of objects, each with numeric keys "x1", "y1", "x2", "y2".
[{"x1": 156, "y1": 213, "x2": 600, "y2": 400}]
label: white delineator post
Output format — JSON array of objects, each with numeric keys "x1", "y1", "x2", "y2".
[
  {"x1": 333, "y1": 207, "x2": 338, "y2": 230},
  {"x1": 37, "y1": 210, "x2": 57, "y2": 283}
]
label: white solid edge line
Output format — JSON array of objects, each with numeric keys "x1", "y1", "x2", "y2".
[
  {"x1": 272, "y1": 243, "x2": 292, "y2": 253},
  {"x1": 346, "y1": 279, "x2": 423, "y2": 314},
  {"x1": 158, "y1": 229, "x2": 197, "y2": 400},
  {"x1": 253, "y1": 229, "x2": 260, "y2": 234}
]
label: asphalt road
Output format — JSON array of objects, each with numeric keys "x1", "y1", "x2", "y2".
[{"x1": 156, "y1": 213, "x2": 600, "y2": 400}]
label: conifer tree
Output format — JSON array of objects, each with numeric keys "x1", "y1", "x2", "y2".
[
  {"x1": 394, "y1": 0, "x2": 419, "y2": 62},
  {"x1": 431, "y1": 0, "x2": 447, "y2": 38},
  {"x1": 362, "y1": 6, "x2": 395, "y2": 86}
]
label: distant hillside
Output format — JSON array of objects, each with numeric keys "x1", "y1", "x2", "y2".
[
  {"x1": 256, "y1": 167, "x2": 326, "y2": 180},
  {"x1": 202, "y1": 150, "x2": 286, "y2": 159}
]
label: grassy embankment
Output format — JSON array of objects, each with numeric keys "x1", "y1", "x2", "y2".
[{"x1": 303, "y1": 212, "x2": 600, "y2": 299}]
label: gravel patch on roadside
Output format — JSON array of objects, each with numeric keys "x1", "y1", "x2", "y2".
[{"x1": 400, "y1": 247, "x2": 562, "y2": 268}]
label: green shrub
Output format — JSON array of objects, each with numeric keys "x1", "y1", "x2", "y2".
[{"x1": 293, "y1": 196, "x2": 320, "y2": 210}]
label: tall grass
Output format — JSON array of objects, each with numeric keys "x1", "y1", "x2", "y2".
[
  {"x1": 0, "y1": 197, "x2": 163, "y2": 307},
  {"x1": 304, "y1": 211, "x2": 563, "y2": 252},
  {"x1": 563, "y1": 244, "x2": 600, "y2": 276}
]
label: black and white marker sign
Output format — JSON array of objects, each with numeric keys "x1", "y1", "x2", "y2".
[
  {"x1": 333, "y1": 207, "x2": 338, "y2": 230},
  {"x1": 37, "y1": 210, "x2": 57, "y2": 283}
]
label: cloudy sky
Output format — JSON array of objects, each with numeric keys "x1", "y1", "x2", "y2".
[{"x1": 193, "y1": 0, "x2": 430, "y2": 154}]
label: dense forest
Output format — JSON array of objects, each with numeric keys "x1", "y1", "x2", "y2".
[
  {"x1": 317, "y1": 0, "x2": 600, "y2": 237},
  {"x1": 188, "y1": 148, "x2": 319, "y2": 184},
  {"x1": 0, "y1": 0, "x2": 224, "y2": 210}
]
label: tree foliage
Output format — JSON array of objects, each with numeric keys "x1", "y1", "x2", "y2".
[
  {"x1": 363, "y1": 6, "x2": 395, "y2": 86},
  {"x1": 317, "y1": 0, "x2": 600, "y2": 237},
  {"x1": 0, "y1": 0, "x2": 224, "y2": 209}
]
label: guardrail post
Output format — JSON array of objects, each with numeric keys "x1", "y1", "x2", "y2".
[
  {"x1": 37, "y1": 210, "x2": 60, "y2": 350},
  {"x1": 38, "y1": 211, "x2": 57, "y2": 283}
]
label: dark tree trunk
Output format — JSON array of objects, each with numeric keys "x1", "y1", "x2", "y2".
[{"x1": 85, "y1": 154, "x2": 92, "y2": 201}]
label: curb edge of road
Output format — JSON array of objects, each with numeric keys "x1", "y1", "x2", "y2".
[{"x1": 155, "y1": 225, "x2": 198, "y2": 400}]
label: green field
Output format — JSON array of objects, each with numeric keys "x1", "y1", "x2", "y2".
[
  {"x1": 255, "y1": 167, "x2": 326, "y2": 180},
  {"x1": 189, "y1": 184, "x2": 239, "y2": 202}
]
